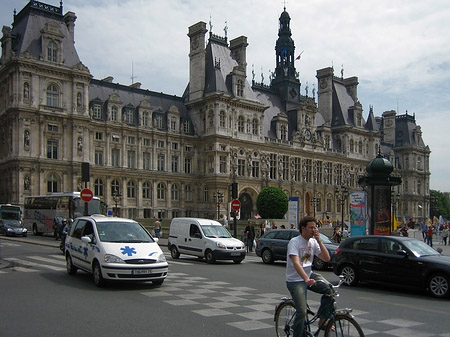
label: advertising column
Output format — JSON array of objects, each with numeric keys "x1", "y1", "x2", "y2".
[{"x1": 349, "y1": 191, "x2": 367, "y2": 236}]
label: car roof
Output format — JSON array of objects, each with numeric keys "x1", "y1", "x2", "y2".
[
  {"x1": 344, "y1": 235, "x2": 416, "y2": 242},
  {"x1": 76, "y1": 215, "x2": 137, "y2": 223}
]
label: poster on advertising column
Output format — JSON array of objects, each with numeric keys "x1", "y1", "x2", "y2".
[
  {"x1": 373, "y1": 185, "x2": 391, "y2": 235},
  {"x1": 349, "y1": 191, "x2": 367, "y2": 236},
  {"x1": 288, "y1": 197, "x2": 299, "y2": 229}
]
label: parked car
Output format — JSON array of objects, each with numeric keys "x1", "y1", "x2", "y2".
[
  {"x1": 255, "y1": 229, "x2": 338, "y2": 269},
  {"x1": 0, "y1": 219, "x2": 27, "y2": 237},
  {"x1": 65, "y1": 215, "x2": 168, "y2": 287},
  {"x1": 333, "y1": 235, "x2": 450, "y2": 298}
]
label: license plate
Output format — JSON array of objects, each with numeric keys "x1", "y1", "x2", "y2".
[
  {"x1": 133, "y1": 269, "x2": 151, "y2": 275},
  {"x1": 231, "y1": 252, "x2": 240, "y2": 256}
]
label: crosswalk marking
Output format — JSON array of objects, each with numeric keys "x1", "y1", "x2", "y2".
[
  {"x1": 28, "y1": 255, "x2": 65, "y2": 266},
  {"x1": 7, "y1": 257, "x2": 65, "y2": 271}
]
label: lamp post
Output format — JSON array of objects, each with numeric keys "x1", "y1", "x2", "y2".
[
  {"x1": 112, "y1": 190, "x2": 122, "y2": 217},
  {"x1": 213, "y1": 191, "x2": 224, "y2": 220},
  {"x1": 334, "y1": 186, "x2": 348, "y2": 232},
  {"x1": 310, "y1": 197, "x2": 319, "y2": 218}
]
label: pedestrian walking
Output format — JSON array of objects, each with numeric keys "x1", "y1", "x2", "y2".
[
  {"x1": 442, "y1": 225, "x2": 449, "y2": 246},
  {"x1": 426, "y1": 225, "x2": 433, "y2": 247},
  {"x1": 244, "y1": 220, "x2": 256, "y2": 252}
]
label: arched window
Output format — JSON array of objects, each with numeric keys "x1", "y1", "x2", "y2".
[
  {"x1": 46, "y1": 84, "x2": 59, "y2": 107},
  {"x1": 157, "y1": 183, "x2": 166, "y2": 200},
  {"x1": 111, "y1": 179, "x2": 120, "y2": 196},
  {"x1": 94, "y1": 178, "x2": 104, "y2": 196},
  {"x1": 171, "y1": 184, "x2": 179, "y2": 201},
  {"x1": 127, "y1": 181, "x2": 136, "y2": 198},
  {"x1": 47, "y1": 173, "x2": 59, "y2": 193},
  {"x1": 47, "y1": 41, "x2": 58, "y2": 62},
  {"x1": 143, "y1": 181, "x2": 151, "y2": 199}
]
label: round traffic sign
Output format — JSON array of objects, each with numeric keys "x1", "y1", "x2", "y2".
[
  {"x1": 80, "y1": 188, "x2": 93, "y2": 202},
  {"x1": 231, "y1": 199, "x2": 241, "y2": 211}
]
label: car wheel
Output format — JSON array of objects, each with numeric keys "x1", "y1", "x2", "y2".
[
  {"x1": 340, "y1": 264, "x2": 359, "y2": 286},
  {"x1": 66, "y1": 254, "x2": 77, "y2": 275},
  {"x1": 152, "y1": 279, "x2": 164, "y2": 286},
  {"x1": 170, "y1": 245, "x2": 180, "y2": 259},
  {"x1": 313, "y1": 256, "x2": 325, "y2": 270},
  {"x1": 261, "y1": 248, "x2": 274, "y2": 264},
  {"x1": 427, "y1": 273, "x2": 449, "y2": 298},
  {"x1": 205, "y1": 249, "x2": 216, "y2": 264},
  {"x1": 233, "y1": 259, "x2": 243, "y2": 264},
  {"x1": 93, "y1": 261, "x2": 105, "y2": 287}
]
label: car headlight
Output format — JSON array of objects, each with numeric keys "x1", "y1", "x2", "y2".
[
  {"x1": 104, "y1": 254, "x2": 125, "y2": 263},
  {"x1": 216, "y1": 241, "x2": 226, "y2": 249},
  {"x1": 6, "y1": 228, "x2": 13, "y2": 232},
  {"x1": 22, "y1": 228, "x2": 27, "y2": 233},
  {"x1": 156, "y1": 253, "x2": 167, "y2": 263}
]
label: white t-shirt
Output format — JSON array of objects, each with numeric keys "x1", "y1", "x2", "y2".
[{"x1": 286, "y1": 235, "x2": 321, "y2": 282}]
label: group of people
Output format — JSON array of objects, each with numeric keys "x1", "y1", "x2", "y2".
[{"x1": 421, "y1": 222, "x2": 449, "y2": 247}]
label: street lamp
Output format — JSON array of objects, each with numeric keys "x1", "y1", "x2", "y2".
[
  {"x1": 334, "y1": 186, "x2": 348, "y2": 232},
  {"x1": 310, "y1": 197, "x2": 319, "y2": 218},
  {"x1": 112, "y1": 190, "x2": 122, "y2": 217},
  {"x1": 213, "y1": 191, "x2": 224, "y2": 220}
]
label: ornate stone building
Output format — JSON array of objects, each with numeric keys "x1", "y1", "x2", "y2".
[{"x1": 0, "y1": 1, "x2": 430, "y2": 223}]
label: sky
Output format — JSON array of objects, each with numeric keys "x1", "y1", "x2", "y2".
[{"x1": 1, "y1": 0, "x2": 450, "y2": 191}]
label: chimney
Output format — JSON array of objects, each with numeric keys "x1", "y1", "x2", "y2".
[
  {"x1": 187, "y1": 22, "x2": 207, "y2": 102},
  {"x1": 230, "y1": 36, "x2": 248, "y2": 73}
]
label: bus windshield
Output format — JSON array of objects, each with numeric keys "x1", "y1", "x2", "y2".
[{"x1": 0, "y1": 205, "x2": 21, "y2": 222}]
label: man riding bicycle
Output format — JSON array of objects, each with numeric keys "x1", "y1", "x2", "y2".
[{"x1": 286, "y1": 216, "x2": 334, "y2": 337}]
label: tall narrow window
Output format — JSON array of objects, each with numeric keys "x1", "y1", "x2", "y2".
[
  {"x1": 94, "y1": 178, "x2": 104, "y2": 196},
  {"x1": 157, "y1": 154, "x2": 165, "y2": 171},
  {"x1": 93, "y1": 104, "x2": 102, "y2": 119},
  {"x1": 219, "y1": 111, "x2": 226, "y2": 128},
  {"x1": 47, "y1": 140, "x2": 58, "y2": 159},
  {"x1": 157, "y1": 183, "x2": 166, "y2": 200},
  {"x1": 111, "y1": 180, "x2": 120, "y2": 195},
  {"x1": 184, "y1": 158, "x2": 191, "y2": 173},
  {"x1": 238, "y1": 116, "x2": 245, "y2": 132},
  {"x1": 252, "y1": 119, "x2": 259, "y2": 135},
  {"x1": 183, "y1": 120, "x2": 190, "y2": 134},
  {"x1": 127, "y1": 150, "x2": 136, "y2": 169},
  {"x1": 46, "y1": 85, "x2": 59, "y2": 107},
  {"x1": 172, "y1": 156, "x2": 179, "y2": 172},
  {"x1": 171, "y1": 184, "x2": 179, "y2": 201},
  {"x1": 95, "y1": 150, "x2": 103, "y2": 166},
  {"x1": 126, "y1": 109, "x2": 134, "y2": 124},
  {"x1": 143, "y1": 152, "x2": 151, "y2": 170},
  {"x1": 127, "y1": 181, "x2": 136, "y2": 198},
  {"x1": 47, "y1": 173, "x2": 58, "y2": 193},
  {"x1": 111, "y1": 106, "x2": 118, "y2": 121},
  {"x1": 111, "y1": 149, "x2": 120, "y2": 167},
  {"x1": 185, "y1": 185, "x2": 192, "y2": 201},
  {"x1": 142, "y1": 182, "x2": 151, "y2": 199},
  {"x1": 47, "y1": 41, "x2": 58, "y2": 62},
  {"x1": 236, "y1": 79, "x2": 244, "y2": 96}
]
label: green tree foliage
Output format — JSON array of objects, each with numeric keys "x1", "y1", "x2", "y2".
[
  {"x1": 430, "y1": 190, "x2": 450, "y2": 219},
  {"x1": 256, "y1": 186, "x2": 289, "y2": 219}
]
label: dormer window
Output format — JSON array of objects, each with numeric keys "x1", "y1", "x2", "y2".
[
  {"x1": 93, "y1": 104, "x2": 102, "y2": 119},
  {"x1": 111, "y1": 106, "x2": 118, "y2": 121},
  {"x1": 237, "y1": 79, "x2": 244, "y2": 97},
  {"x1": 47, "y1": 41, "x2": 58, "y2": 62}
]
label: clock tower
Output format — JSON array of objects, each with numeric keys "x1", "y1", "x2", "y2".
[{"x1": 270, "y1": 7, "x2": 301, "y2": 105}]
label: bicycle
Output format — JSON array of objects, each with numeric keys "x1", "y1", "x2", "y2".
[{"x1": 274, "y1": 275, "x2": 365, "y2": 337}]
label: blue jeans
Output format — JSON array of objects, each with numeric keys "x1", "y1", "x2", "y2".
[{"x1": 286, "y1": 273, "x2": 334, "y2": 337}]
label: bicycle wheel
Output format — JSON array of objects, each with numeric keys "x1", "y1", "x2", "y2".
[
  {"x1": 275, "y1": 300, "x2": 296, "y2": 337},
  {"x1": 325, "y1": 314, "x2": 365, "y2": 337}
]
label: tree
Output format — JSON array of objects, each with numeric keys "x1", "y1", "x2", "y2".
[
  {"x1": 256, "y1": 186, "x2": 288, "y2": 219},
  {"x1": 430, "y1": 190, "x2": 450, "y2": 220}
]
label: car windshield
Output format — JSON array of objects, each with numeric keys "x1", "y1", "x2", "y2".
[
  {"x1": 201, "y1": 225, "x2": 232, "y2": 238},
  {"x1": 96, "y1": 221, "x2": 154, "y2": 243},
  {"x1": 2, "y1": 220, "x2": 21, "y2": 228},
  {"x1": 403, "y1": 239, "x2": 440, "y2": 257}
]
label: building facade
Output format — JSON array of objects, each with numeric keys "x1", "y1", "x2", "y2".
[{"x1": 0, "y1": 1, "x2": 430, "y2": 223}]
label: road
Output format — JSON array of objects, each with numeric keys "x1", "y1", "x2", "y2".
[{"x1": 1, "y1": 234, "x2": 450, "y2": 337}]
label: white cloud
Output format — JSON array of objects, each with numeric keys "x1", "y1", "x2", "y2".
[{"x1": 1, "y1": 0, "x2": 449, "y2": 191}]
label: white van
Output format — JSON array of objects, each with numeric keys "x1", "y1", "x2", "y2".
[
  {"x1": 65, "y1": 215, "x2": 168, "y2": 287},
  {"x1": 168, "y1": 217, "x2": 246, "y2": 263}
]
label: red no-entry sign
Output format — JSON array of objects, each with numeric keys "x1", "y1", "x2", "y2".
[
  {"x1": 231, "y1": 199, "x2": 241, "y2": 211},
  {"x1": 80, "y1": 188, "x2": 93, "y2": 202}
]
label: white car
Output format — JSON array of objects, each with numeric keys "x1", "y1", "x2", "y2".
[{"x1": 65, "y1": 215, "x2": 168, "y2": 287}]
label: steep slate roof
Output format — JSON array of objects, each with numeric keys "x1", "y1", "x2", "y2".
[
  {"x1": 395, "y1": 113, "x2": 425, "y2": 147},
  {"x1": 90, "y1": 79, "x2": 188, "y2": 117},
  {"x1": 10, "y1": 1, "x2": 81, "y2": 67},
  {"x1": 204, "y1": 37, "x2": 259, "y2": 103},
  {"x1": 333, "y1": 81, "x2": 358, "y2": 126}
]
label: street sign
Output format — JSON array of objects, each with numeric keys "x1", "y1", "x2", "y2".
[
  {"x1": 231, "y1": 199, "x2": 241, "y2": 211},
  {"x1": 80, "y1": 188, "x2": 93, "y2": 202}
]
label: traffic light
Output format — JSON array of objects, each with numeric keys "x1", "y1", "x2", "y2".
[{"x1": 231, "y1": 182, "x2": 238, "y2": 199}]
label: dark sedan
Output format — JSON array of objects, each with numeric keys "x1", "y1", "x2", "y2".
[
  {"x1": 333, "y1": 235, "x2": 450, "y2": 298},
  {"x1": 0, "y1": 219, "x2": 27, "y2": 237},
  {"x1": 255, "y1": 229, "x2": 338, "y2": 270}
]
